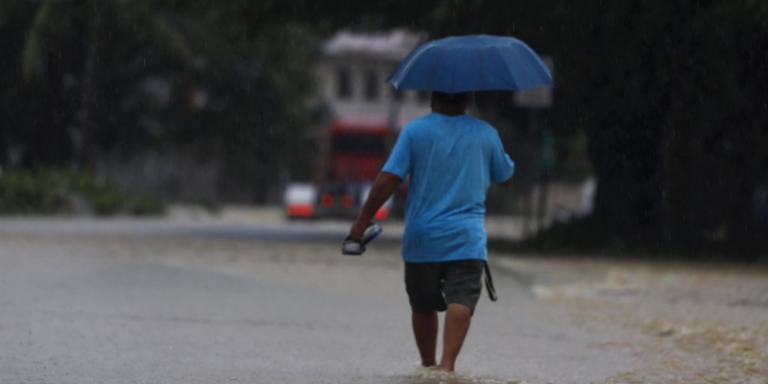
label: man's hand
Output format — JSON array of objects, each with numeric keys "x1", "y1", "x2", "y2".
[{"x1": 347, "y1": 172, "x2": 402, "y2": 242}]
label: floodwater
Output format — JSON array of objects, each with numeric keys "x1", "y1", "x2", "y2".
[
  {"x1": 0, "y1": 220, "x2": 766, "y2": 384},
  {"x1": 521, "y1": 258, "x2": 768, "y2": 384}
]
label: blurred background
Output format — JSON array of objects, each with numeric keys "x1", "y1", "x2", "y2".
[
  {"x1": 1, "y1": 2, "x2": 768, "y2": 383},
  {"x1": 1, "y1": 0, "x2": 766, "y2": 256}
]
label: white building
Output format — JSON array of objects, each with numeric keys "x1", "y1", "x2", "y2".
[{"x1": 316, "y1": 29, "x2": 432, "y2": 129}]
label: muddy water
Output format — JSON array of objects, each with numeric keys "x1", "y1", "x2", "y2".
[
  {"x1": 1, "y1": 230, "x2": 766, "y2": 384},
  {"x1": 523, "y1": 259, "x2": 768, "y2": 384},
  {"x1": 96, "y1": 239, "x2": 768, "y2": 383}
]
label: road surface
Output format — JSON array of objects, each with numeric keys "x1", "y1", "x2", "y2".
[{"x1": 0, "y1": 215, "x2": 766, "y2": 384}]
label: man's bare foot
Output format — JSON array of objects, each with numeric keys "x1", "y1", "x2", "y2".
[{"x1": 438, "y1": 364, "x2": 455, "y2": 373}]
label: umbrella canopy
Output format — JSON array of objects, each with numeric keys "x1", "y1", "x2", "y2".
[{"x1": 387, "y1": 35, "x2": 553, "y2": 94}]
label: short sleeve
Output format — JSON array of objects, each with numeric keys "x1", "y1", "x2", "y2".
[
  {"x1": 490, "y1": 131, "x2": 515, "y2": 183},
  {"x1": 382, "y1": 127, "x2": 412, "y2": 179}
]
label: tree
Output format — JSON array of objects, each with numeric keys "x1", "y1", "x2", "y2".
[
  {"x1": 550, "y1": 0, "x2": 768, "y2": 255},
  {"x1": 15, "y1": 0, "x2": 212, "y2": 168},
  {"x1": 4, "y1": 0, "x2": 325, "y2": 202},
  {"x1": 337, "y1": 0, "x2": 768, "y2": 256}
]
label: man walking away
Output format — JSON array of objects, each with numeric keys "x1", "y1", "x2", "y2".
[{"x1": 348, "y1": 91, "x2": 515, "y2": 372}]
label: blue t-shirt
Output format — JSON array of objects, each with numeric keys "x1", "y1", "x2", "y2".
[{"x1": 382, "y1": 113, "x2": 515, "y2": 263}]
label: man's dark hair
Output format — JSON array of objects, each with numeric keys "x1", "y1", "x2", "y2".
[{"x1": 431, "y1": 91, "x2": 470, "y2": 107}]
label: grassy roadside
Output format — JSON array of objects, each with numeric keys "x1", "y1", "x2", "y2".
[
  {"x1": 488, "y1": 215, "x2": 768, "y2": 265},
  {"x1": 0, "y1": 169, "x2": 164, "y2": 216}
]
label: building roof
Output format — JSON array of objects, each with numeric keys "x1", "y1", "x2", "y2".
[{"x1": 322, "y1": 29, "x2": 425, "y2": 61}]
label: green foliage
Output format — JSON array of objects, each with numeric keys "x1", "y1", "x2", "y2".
[
  {"x1": 490, "y1": 215, "x2": 630, "y2": 255},
  {"x1": 557, "y1": 129, "x2": 592, "y2": 182},
  {"x1": 1, "y1": 0, "x2": 325, "y2": 201},
  {"x1": 0, "y1": 171, "x2": 68, "y2": 214},
  {"x1": 491, "y1": 214, "x2": 767, "y2": 263},
  {"x1": 124, "y1": 195, "x2": 166, "y2": 216},
  {"x1": 352, "y1": 0, "x2": 768, "y2": 254},
  {"x1": 0, "y1": 170, "x2": 164, "y2": 216},
  {"x1": 1, "y1": 0, "x2": 766, "y2": 253},
  {"x1": 548, "y1": 0, "x2": 768, "y2": 248}
]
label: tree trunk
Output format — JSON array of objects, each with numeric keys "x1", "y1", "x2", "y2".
[
  {"x1": 79, "y1": 0, "x2": 105, "y2": 169},
  {"x1": 589, "y1": 113, "x2": 663, "y2": 238}
]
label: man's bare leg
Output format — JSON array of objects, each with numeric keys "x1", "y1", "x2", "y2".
[
  {"x1": 412, "y1": 311, "x2": 438, "y2": 367},
  {"x1": 439, "y1": 303, "x2": 472, "y2": 372}
]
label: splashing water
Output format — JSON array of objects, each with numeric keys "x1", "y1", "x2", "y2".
[{"x1": 387, "y1": 366, "x2": 536, "y2": 384}]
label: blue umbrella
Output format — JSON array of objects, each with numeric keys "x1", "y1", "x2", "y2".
[{"x1": 387, "y1": 35, "x2": 553, "y2": 93}]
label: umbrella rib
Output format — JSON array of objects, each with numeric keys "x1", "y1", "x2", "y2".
[
  {"x1": 507, "y1": 37, "x2": 553, "y2": 88},
  {"x1": 425, "y1": 46, "x2": 447, "y2": 92},
  {"x1": 488, "y1": 45, "x2": 518, "y2": 90},
  {"x1": 388, "y1": 35, "x2": 553, "y2": 92},
  {"x1": 392, "y1": 42, "x2": 437, "y2": 90},
  {"x1": 472, "y1": 46, "x2": 483, "y2": 93},
  {"x1": 449, "y1": 47, "x2": 461, "y2": 93}
]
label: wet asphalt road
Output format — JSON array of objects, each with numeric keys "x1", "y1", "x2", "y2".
[{"x1": 0, "y1": 217, "x2": 766, "y2": 384}]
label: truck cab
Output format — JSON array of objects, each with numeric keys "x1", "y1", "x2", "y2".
[{"x1": 285, "y1": 118, "x2": 393, "y2": 220}]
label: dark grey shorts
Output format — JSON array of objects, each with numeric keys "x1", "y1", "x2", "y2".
[{"x1": 404, "y1": 259, "x2": 484, "y2": 316}]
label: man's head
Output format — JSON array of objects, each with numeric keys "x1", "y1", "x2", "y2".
[{"x1": 431, "y1": 91, "x2": 470, "y2": 116}]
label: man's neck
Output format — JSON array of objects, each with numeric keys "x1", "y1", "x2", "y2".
[{"x1": 432, "y1": 106, "x2": 465, "y2": 116}]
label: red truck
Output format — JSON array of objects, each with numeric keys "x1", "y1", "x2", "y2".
[{"x1": 284, "y1": 117, "x2": 396, "y2": 220}]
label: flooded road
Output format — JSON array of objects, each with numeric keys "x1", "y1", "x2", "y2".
[
  {"x1": 519, "y1": 258, "x2": 768, "y2": 384},
  {"x1": 0, "y1": 219, "x2": 765, "y2": 383}
]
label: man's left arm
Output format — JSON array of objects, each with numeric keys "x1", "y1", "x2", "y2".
[
  {"x1": 490, "y1": 131, "x2": 515, "y2": 186},
  {"x1": 349, "y1": 172, "x2": 402, "y2": 242}
]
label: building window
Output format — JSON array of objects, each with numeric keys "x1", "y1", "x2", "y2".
[
  {"x1": 364, "y1": 69, "x2": 379, "y2": 101},
  {"x1": 336, "y1": 66, "x2": 352, "y2": 99},
  {"x1": 391, "y1": 88, "x2": 403, "y2": 101}
]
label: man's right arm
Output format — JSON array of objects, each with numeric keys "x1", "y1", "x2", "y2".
[
  {"x1": 348, "y1": 172, "x2": 401, "y2": 242},
  {"x1": 499, "y1": 176, "x2": 513, "y2": 187}
]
